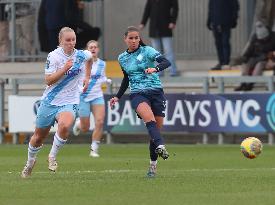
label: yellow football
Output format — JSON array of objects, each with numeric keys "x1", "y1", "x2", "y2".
[{"x1": 240, "y1": 137, "x2": 262, "y2": 159}]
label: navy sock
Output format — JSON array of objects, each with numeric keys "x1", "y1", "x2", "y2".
[
  {"x1": 145, "y1": 121, "x2": 164, "y2": 147},
  {"x1": 149, "y1": 140, "x2": 158, "y2": 161}
]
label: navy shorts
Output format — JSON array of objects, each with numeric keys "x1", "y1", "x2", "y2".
[{"x1": 129, "y1": 89, "x2": 166, "y2": 118}]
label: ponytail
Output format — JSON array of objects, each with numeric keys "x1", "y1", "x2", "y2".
[{"x1": 139, "y1": 39, "x2": 146, "y2": 46}]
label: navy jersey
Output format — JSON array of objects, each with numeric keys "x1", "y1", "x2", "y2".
[{"x1": 118, "y1": 46, "x2": 163, "y2": 93}]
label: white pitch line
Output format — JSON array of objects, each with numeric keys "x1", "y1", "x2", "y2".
[
  {"x1": 7, "y1": 169, "x2": 137, "y2": 175},
  {"x1": 6, "y1": 167, "x2": 275, "y2": 175},
  {"x1": 177, "y1": 167, "x2": 275, "y2": 172}
]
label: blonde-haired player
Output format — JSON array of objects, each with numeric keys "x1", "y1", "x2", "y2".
[
  {"x1": 73, "y1": 40, "x2": 111, "y2": 157},
  {"x1": 21, "y1": 27, "x2": 92, "y2": 178}
]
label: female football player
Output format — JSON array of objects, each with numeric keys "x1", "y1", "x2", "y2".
[
  {"x1": 109, "y1": 26, "x2": 171, "y2": 177},
  {"x1": 73, "y1": 40, "x2": 111, "y2": 157},
  {"x1": 21, "y1": 27, "x2": 92, "y2": 178}
]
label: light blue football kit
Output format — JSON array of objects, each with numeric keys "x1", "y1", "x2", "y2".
[
  {"x1": 78, "y1": 58, "x2": 107, "y2": 117},
  {"x1": 36, "y1": 47, "x2": 91, "y2": 128}
]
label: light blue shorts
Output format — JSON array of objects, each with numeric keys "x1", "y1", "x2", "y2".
[
  {"x1": 78, "y1": 96, "x2": 105, "y2": 117},
  {"x1": 36, "y1": 101, "x2": 78, "y2": 128}
]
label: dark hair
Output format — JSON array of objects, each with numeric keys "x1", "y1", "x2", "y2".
[{"x1": 124, "y1": 26, "x2": 146, "y2": 46}]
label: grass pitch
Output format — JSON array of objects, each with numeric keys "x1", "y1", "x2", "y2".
[{"x1": 1, "y1": 144, "x2": 275, "y2": 205}]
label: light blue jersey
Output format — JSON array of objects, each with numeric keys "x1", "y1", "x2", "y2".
[{"x1": 118, "y1": 46, "x2": 162, "y2": 93}]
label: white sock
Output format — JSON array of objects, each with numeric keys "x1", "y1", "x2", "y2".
[
  {"x1": 150, "y1": 160, "x2": 157, "y2": 166},
  {"x1": 75, "y1": 118, "x2": 80, "y2": 129},
  {"x1": 91, "y1": 140, "x2": 100, "y2": 152},
  {"x1": 49, "y1": 132, "x2": 67, "y2": 159},
  {"x1": 27, "y1": 143, "x2": 42, "y2": 166},
  {"x1": 156, "y1": 145, "x2": 165, "y2": 149}
]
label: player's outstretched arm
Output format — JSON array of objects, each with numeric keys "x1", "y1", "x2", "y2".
[{"x1": 83, "y1": 59, "x2": 93, "y2": 92}]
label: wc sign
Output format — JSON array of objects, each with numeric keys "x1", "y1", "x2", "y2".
[
  {"x1": 8, "y1": 94, "x2": 275, "y2": 133},
  {"x1": 105, "y1": 93, "x2": 275, "y2": 133}
]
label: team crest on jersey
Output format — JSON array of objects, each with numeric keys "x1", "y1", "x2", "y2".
[{"x1": 137, "y1": 54, "x2": 143, "y2": 61}]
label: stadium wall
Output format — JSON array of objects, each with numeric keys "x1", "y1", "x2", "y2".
[
  {"x1": 87, "y1": 0, "x2": 254, "y2": 60},
  {"x1": 0, "y1": 0, "x2": 254, "y2": 61}
]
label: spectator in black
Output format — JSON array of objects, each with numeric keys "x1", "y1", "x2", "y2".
[
  {"x1": 37, "y1": 0, "x2": 49, "y2": 52},
  {"x1": 65, "y1": 0, "x2": 100, "y2": 49},
  {"x1": 235, "y1": 21, "x2": 275, "y2": 91},
  {"x1": 38, "y1": 0, "x2": 100, "y2": 52},
  {"x1": 38, "y1": 0, "x2": 68, "y2": 52},
  {"x1": 139, "y1": 0, "x2": 179, "y2": 77},
  {"x1": 207, "y1": 0, "x2": 240, "y2": 70}
]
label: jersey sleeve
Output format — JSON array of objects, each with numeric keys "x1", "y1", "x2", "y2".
[
  {"x1": 117, "y1": 54, "x2": 126, "y2": 71},
  {"x1": 146, "y1": 46, "x2": 162, "y2": 62},
  {"x1": 99, "y1": 61, "x2": 108, "y2": 83},
  {"x1": 83, "y1": 50, "x2": 92, "y2": 61},
  {"x1": 101, "y1": 61, "x2": 107, "y2": 81},
  {"x1": 45, "y1": 53, "x2": 58, "y2": 74},
  {"x1": 101, "y1": 61, "x2": 106, "y2": 77}
]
